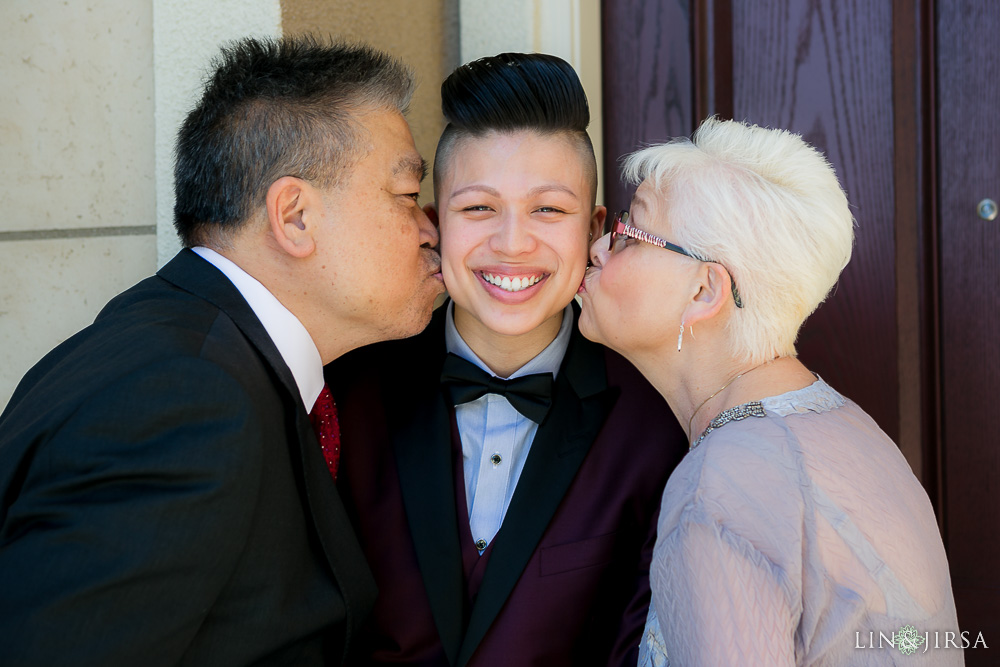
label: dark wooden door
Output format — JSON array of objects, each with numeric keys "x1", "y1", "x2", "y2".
[
  {"x1": 604, "y1": 0, "x2": 899, "y2": 441},
  {"x1": 937, "y1": 0, "x2": 1000, "y2": 656},
  {"x1": 602, "y1": 0, "x2": 997, "y2": 659}
]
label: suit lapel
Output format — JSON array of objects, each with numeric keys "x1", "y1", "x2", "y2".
[
  {"x1": 391, "y1": 310, "x2": 467, "y2": 665},
  {"x1": 456, "y1": 308, "x2": 616, "y2": 666},
  {"x1": 158, "y1": 251, "x2": 300, "y2": 398},
  {"x1": 157, "y1": 250, "x2": 378, "y2": 661}
]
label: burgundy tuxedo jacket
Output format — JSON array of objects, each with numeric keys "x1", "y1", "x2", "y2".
[{"x1": 330, "y1": 304, "x2": 687, "y2": 666}]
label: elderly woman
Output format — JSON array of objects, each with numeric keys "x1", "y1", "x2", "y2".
[{"x1": 578, "y1": 118, "x2": 961, "y2": 666}]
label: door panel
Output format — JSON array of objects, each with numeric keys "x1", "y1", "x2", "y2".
[
  {"x1": 601, "y1": 0, "x2": 693, "y2": 215},
  {"x1": 730, "y1": 0, "x2": 899, "y2": 440},
  {"x1": 601, "y1": 0, "x2": 997, "y2": 655},
  {"x1": 937, "y1": 1, "x2": 1000, "y2": 656}
]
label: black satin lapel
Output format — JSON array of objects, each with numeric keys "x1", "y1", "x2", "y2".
[
  {"x1": 157, "y1": 250, "x2": 300, "y2": 400},
  {"x1": 456, "y1": 325, "x2": 614, "y2": 666},
  {"x1": 393, "y1": 331, "x2": 466, "y2": 665}
]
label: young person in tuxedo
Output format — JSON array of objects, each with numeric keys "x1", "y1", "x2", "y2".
[
  {"x1": 331, "y1": 53, "x2": 687, "y2": 666},
  {"x1": 0, "y1": 36, "x2": 444, "y2": 665}
]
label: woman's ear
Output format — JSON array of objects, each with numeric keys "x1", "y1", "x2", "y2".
[
  {"x1": 589, "y1": 206, "x2": 607, "y2": 243},
  {"x1": 682, "y1": 262, "x2": 732, "y2": 326},
  {"x1": 266, "y1": 176, "x2": 317, "y2": 259}
]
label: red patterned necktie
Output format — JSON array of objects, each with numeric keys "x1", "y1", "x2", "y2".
[{"x1": 309, "y1": 383, "x2": 341, "y2": 482}]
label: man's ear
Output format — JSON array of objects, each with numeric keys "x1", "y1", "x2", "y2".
[
  {"x1": 266, "y1": 176, "x2": 317, "y2": 259},
  {"x1": 681, "y1": 262, "x2": 732, "y2": 326},
  {"x1": 423, "y1": 202, "x2": 439, "y2": 228},
  {"x1": 589, "y1": 205, "x2": 607, "y2": 242}
]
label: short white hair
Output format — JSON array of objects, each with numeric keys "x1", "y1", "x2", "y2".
[{"x1": 623, "y1": 117, "x2": 855, "y2": 364}]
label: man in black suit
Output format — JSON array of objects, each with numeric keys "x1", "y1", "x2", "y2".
[{"x1": 0, "y1": 36, "x2": 444, "y2": 665}]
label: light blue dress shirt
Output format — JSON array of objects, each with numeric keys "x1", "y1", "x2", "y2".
[{"x1": 444, "y1": 301, "x2": 574, "y2": 553}]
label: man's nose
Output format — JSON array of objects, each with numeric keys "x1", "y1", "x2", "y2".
[{"x1": 416, "y1": 206, "x2": 439, "y2": 248}]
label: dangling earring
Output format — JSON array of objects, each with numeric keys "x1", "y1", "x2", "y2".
[
  {"x1": 677, "y1": 322, "x2": 684, "y2": 352},
  {"x1": 689, "y1": 325, "x2": 695, "y2": 340}
]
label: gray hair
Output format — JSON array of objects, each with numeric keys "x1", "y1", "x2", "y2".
[
  {"x1": 623, "y1": 117, "x2": 855, "y2": 364},
  {"x1": 174, "y1": 35, "x2": 415, "y2": 248}
]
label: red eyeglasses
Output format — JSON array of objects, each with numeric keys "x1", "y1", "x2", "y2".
[{"x1": 606, "y1": 210, "x2": 743, "y2": 308}]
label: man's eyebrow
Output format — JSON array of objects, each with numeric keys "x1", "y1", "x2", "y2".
[
  {"x1": 394, "y1": 155, "x2": 428, "y2": 182},
  {"x1": 526, "y1": 184, "x2": 580, "y2": 200}
]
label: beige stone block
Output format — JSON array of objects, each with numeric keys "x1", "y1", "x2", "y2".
[
  {"x1": 0, "y1": 234, "x2": 156, "y2": 410},
  {"x1": 0, "y1": 2, "x2": 155, "y2": 233}
]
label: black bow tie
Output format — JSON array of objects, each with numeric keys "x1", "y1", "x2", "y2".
[{"x1": 440, "y1": 353, "x2": 554, "y2": 424}]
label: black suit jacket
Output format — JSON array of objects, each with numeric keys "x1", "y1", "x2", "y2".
[
  {"x1": 331, "y1": 304, "x2": 687, "y2": 666},
  {"x1": 0, "y1": 249, "x2": 376, "y2": 666}
]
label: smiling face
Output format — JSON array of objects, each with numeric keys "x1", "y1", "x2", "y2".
[{"x1": 436, "y1": 130, "x2": 603, "y2": 347}]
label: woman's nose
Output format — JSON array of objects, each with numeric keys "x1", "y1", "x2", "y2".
[{"x1": 589, "y1": 233, "x2": 610, "y2": 268}]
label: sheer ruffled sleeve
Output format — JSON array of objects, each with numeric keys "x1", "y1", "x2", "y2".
[
  {"x1": 650, "y1": 502, "x2": 799, "y2": 666},
  {"x1": 638, "y1": 603, "x2": 669, "y2": 667}
]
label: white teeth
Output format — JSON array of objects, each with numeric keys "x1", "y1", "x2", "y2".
[{"x1": 482, "y1": 272, "x2": 540, "y2": 292}]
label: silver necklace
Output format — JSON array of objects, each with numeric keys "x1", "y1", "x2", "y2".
[{"x1": 686, "y1": 357, "x2": 776, "y2": 445}]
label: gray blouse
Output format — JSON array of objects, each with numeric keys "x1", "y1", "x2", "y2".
[{"x1": 639, "y1": 379, "x2": 963, "y2": 666}]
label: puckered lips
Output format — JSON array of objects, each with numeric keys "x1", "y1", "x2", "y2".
[
  {"x1": 476, "y1": 267, "x2": 548, "y2": 303},
  {"x1": 425, "y1": 250, "x2": 445, "y2": 290},
  {"x1": 579, "y1": 265, "x2": 596, "y2": 294}
]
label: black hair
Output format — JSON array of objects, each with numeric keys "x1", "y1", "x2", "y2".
[
  {"x1": 433, "y1": 52, "x2": 597, "y2": 203},
  {"x1": 173, "y1": 35, "x2": 414, "y2": 247}
]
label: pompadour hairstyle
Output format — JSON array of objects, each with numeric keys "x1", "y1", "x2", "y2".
[
  {"x1": 173, "y1": 35, "x2": 414, "y2": 247},
  {"x1": 433, "y1": 52, "x2": 597, "y2": 203},
  {"x1": 623, "y1": 117, "x2": 855, "y2": 365}
]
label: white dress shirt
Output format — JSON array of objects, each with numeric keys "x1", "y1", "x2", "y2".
[
  {"x1": 444, "y1": 301, "x2": 573, "y2": 552},
  {"x1": 192, "y1": 247, "x2": 324, "y2": 411}
]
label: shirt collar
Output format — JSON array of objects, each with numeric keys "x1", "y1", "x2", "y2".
[
  {"x1": 192, "y1": 246, "x2": 324, "y2": 410},
  {"x1": 444, "y1": 300, "x2": 573, "y2": 379}
]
